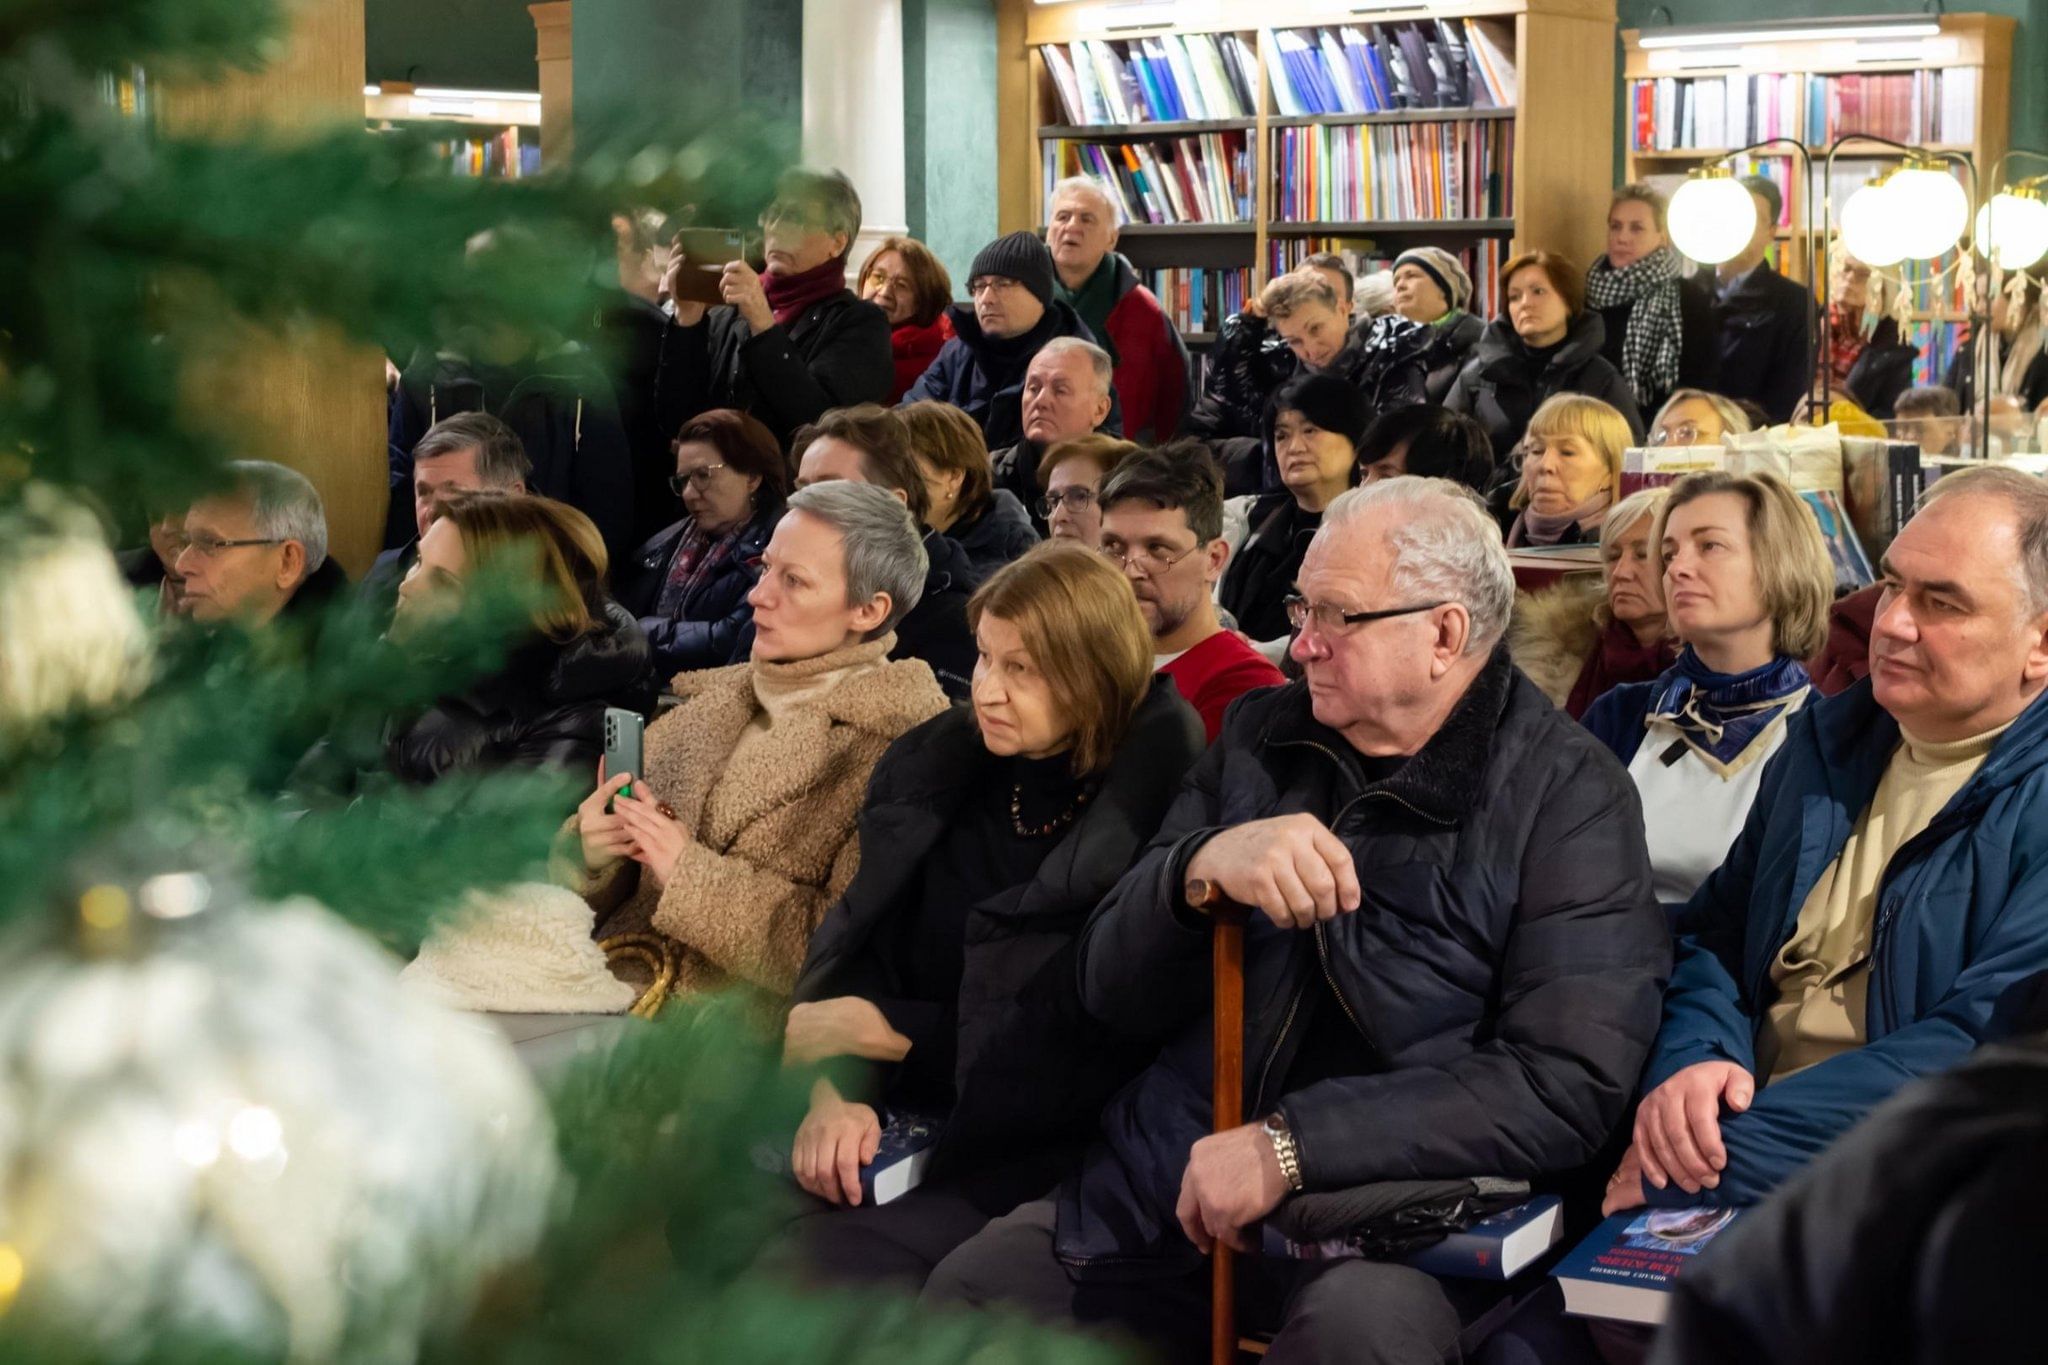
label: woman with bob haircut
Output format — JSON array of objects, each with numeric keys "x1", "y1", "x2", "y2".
[
  {"x1": 859, "y1": 235, "x2": 956, "y2": 403},
  {"x1": 1585, "y1": 469, "x2": 1835, "y2": 904},
  {"x1": 768, "y1": 539, "x2": 1205, "y2": 1288},
  {"x1": 1495, "y1": 392, "x2": 1633, "y2": 547},
  {"x1": 899, "y1": 399, "x2": 1038, "y2": 581},
  {"x1": 1036, "y1": 432, "x2": 1141, "y2": 544}
]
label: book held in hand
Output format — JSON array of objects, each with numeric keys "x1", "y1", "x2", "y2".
[
  {"x1": 1261, "y1": 1194, "x2": 1563, "y2": 1281},
  {"x1": 752, "y1": 1109, "x2": 945, "y2": 1206},
  {"x1": 1553, "y1": 1207, "x2": 1742, "y2": 1325}
]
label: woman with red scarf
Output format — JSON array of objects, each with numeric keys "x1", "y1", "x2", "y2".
[
  {"x1": 858, "y1": 235, "x2": 956, "y2": 403},
  {"x1": 652, "y1": 168, "x2": 894, "y2": 452}
]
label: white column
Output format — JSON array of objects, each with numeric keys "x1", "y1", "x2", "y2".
[{"x1": 803, "y1": 0, "x2": 909, "y2": 284}]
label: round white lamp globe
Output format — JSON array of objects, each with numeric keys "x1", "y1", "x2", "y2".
[
  {"x1": 1975, "y1": 192, "x2": 2048, "y2": 271},
  {"x1": 1840, "y1": 181, "x2": 1908, "y2": 267},
  {"x1": 1888, "y1": 164, "x2": 1971, "y2": 259},
  {"x1": 1669, "y1": 175, "x2": 1761, "y2": 265}
]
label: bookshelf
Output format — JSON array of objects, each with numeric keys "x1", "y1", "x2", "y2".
[
  {"x1": 999, "y1": 0, "x2": 1619, "y2": 350},
  {"x1": 365, "y1": 83, "x2": 544, "y2": 178}
]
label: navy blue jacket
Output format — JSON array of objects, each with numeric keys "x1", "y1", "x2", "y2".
[
  {"x1": 1641, "y1": 680, "x2": 2048, "y2": 1208},
  {"x1": 617, "y1": 510, "x2": 773, "y2": 680},
  {"x1": 1054, "y1": 654, "x2": 1669, "y2": 1275},
  {"x1": 901, "y1": 300, "x2": 1122, "y2": 452}
]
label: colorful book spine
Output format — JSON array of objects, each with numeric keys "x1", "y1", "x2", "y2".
[
  {"x1": 1272, "y1": 121, "x2": 1511, "y2": 223},
  {"x1": 1041, "y1": 133, "x2": 1253, "y2": 225},
  {"x1": 1039, "y1": 33, "x2": 1256, "y2": 126}
]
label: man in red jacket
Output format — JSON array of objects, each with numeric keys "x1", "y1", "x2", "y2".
[
  {"x1": 1047, "y1": 177, "x2": 1191, "y2": 443},
  {"x1": 1098, "y1": 443, "x2": 1284, "y2": 741}
]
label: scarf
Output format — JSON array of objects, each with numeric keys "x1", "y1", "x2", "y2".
[
  {"x1": 1825, "y1": 302, "x2": 1870, "y2": 390},
  {"x1": 1508, "y1": 488, "x2": 1611, "y2": 547},
  {"x1": 1054, "y1": 254, "x2": 1122, "y2": 365},
  {"x1": 1641, "y1": 648, "x2": 1811, "y2": 775},
  {"x1": 762, "y1": 255, "x2": 848, "y2": 329},
  {"x1": 1566, "y1": 618, "x2": 1678, "y2": 720},
  {"x1": 656, "y1": 517, "x2": 750, "y2": 618},
  {"x1": 1584, "y1": 246, "x2": 1684, "y2": 408}
]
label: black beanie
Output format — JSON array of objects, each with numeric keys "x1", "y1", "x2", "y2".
[
  {"x1": 1269, "y1": 371, "x2": 1371, "y2": 450},
  {"x1": 970, "y1": 231, "x2": 1056, "y2": 310}
]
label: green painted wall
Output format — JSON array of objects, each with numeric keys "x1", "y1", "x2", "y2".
[
  {"x1": 366, "y1": 0, "x2": 539, "y2": 91},
  {"x1": 903, "y1": 0, "x2": 999, "y2": 290}
]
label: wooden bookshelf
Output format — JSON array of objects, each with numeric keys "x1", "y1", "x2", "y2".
[{"x1": 998, "y1": 0, "x2": 1618, "y2": 344}]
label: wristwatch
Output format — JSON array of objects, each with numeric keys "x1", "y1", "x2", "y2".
[{"x1": 1262, "y1": 1112, "x2": 1304, "y2": 1192}]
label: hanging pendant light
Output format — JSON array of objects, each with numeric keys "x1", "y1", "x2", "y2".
[
  {"x1": 1975, "y1": 188, "x2": 2048, "y2": 271},
  {"x1": 1670, "y1": 169, "x2": 1762, "y2": 265},
  {"x1": 1886, "y1": 159, "x2": 1971, "y2": 259},
  {"x1": 1840, "y1": 177, "x2": 1909, "y2": 267}
]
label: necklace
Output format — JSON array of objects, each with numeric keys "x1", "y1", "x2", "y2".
[{"x1": 1010, "y1": 780, "x2": 1092, "y2": 838}]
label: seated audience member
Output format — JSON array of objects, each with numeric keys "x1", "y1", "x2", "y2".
[
  {"x1": 1650, "y1": 387, "x2": 1754, "y2": 447},
  {"x1": 1046, "y1": 177, "x2": 1189, "y2": 442},
  {"x1": 1265, "y1": 270, "x2": 1427, "y2": 415},
  {"x1": 1218, "y1": 372, "x2": 1368, "y2": 652},
  {"x1": 386, "y1": 493, "x2": 653, "y2": 784},
  {"x1": 1891, "y1": 384, "x2": 1961, "y2": 456},
  {"x1": 175, "y1": 460, "x2": 347, "y2": 627},
  {"x1": 1353, "y1": 266, "x2": 1395, "y2": 319},
  {"x1": 1448, "y1": 250, "x2": 1644, "y2": 461},
  {"x1": 782, "y1": 404, "x2": 978, "y2": 698},
  {"x1": 923, "y1": 478, "x2": 1668, "y2": 1362},
  {"x1": 1038, "y1": 434, "x2": 1140, "y2": 545},
  {"x1": 1183, "y1": 257, "x2": 1352, "y2": 458},
  {"x1": 119, "y1": 508, "x2": 191, "y2": 616},
  {"x1": 1792, "y1": 382, "x2": 1886, "y2": 437},
  {"x1": 858, "y1": 235, "x2": 955, "y2": 404},
  {"x1": 1826, "y1": 250, "x2": 1917, "y2": 419},
  {"x1": 1495, "y1": 393, "x2": 1630, "y2": 547},
  {"x1": 899, "y1": 401, "x2": 1037, "y2": 583},
  {"x1": 1944, "y1": 275, "x2": 2048, "y2": 413},
  {"x1": 1584, "y1": 472, "x2": 1834, "y2": 904},
  {"x1": 1587, "y1": 185, "x2": 1722, "y2": 420},
  {"x1": 653, "y1": 167, "x2": 893, "y2": 452},
  {"x1": 771, "y1": 541, "x2": 1205, "y2": 1287},
  {"x1": 362, "y1": 411, "x2": 530, "y2": 608},
  {"x1": 1601, "y1": 464, "x2": 2048, "y2": 1220},
  {"x1": 578, "y1": 481, "x2": 948, "y2": 1001},
  {"x1": 1512, "y1": 487, "x2": 1679, "y2": 717},
  {"x1": 1390, "y1": 247, "x2": 1486, "y2": 404},
  {"x1": 618, "y1": 408, "x2": 787, "y2": 679},
  {"x1": 1708, "y1": 177, "x2": 1815, "y2": 425},
  {"x1": 903, "y1": 231, "x2": 1118, "y2": 451},
  {"x1": 989, "y1": 338, "x2": 1118, "y2": 530},
  {"x1": 1098, "y1": 444, "x2": 1285, "y2": 741},
  {"x1": 1354, "y1": 403, "x2": 1495, "y2": 490}
]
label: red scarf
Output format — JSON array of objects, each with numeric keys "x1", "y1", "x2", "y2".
[
  {"x1": 1565, "y1": 617, "x2": 1679, "y2": 720},
  {"x1": 762, "y1": 255, "x2": 850, "y2": 329},
  {"x1": 889, "y1": 314, "x2": 953, "y2": 402}
]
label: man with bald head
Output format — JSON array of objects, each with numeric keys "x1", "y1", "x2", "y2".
[{"x1": 1046, "y1": 176, "x2": 1189, "y2": 443}]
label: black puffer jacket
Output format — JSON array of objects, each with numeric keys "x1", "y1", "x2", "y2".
[
  {"x1": 1053, "y1": 654, "x2": 1669, "y2": 1276},
  {"x1": 1218, "y1": 492, "x2": 1319, "y2": 646},
  {"x1": 385, "y1": 602, "x2": 655, "y2": 784},
  {"x1": 794, "y1": 678, "x2": 1206, "y2": 1176},
  {"x1": 1185, "y1": 310, "x2": 1299, "y2": 444},
  {"x1": 946, "y1": 489, "x2": 1040, "y2": 587},
  {"x1": 1446, "y1": 312, "x2": 1646, "y2": 460},
  {"x1": 618, "y1": 509, "x2": 774, "y2": 680},
  {"x1": 1420, "y1": 311, "x2": 1487, "y2": 404},
  {"x1": 651, "y1": 290, "x2": 894, "y2": 453}
]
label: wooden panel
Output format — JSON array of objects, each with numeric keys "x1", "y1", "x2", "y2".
[
  {"x1": 530, "y1": 2, "x2": 573, "y2": 169},
  {"x1": 1514, "y1": 10, "x2": 1615, "y2": 266},
  {"x1": 997, "y1": 0, "x2": 1033, "y2": 233},
  {"x1": 161, "y1": 0, "x2": 386, "y2": 580}
]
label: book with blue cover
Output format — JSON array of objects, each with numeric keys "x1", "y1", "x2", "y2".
[
  {"x1": 753, "y1": 1109, "x2": 945, "y2": 1206},
  {"x1": 1554, "y1": 1207, "x2": 1742, "y2": 1325},
  {"x1": 1261, "y1": 1195, "x2": 1563, "y2": 1281}
]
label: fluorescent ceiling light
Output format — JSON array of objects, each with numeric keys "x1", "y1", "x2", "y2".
[
  {"x1": 1639, "y1": 20, "x2": 1940, "y2": 49},
  {"x1": 410, "y1": 86, "x2": 541, "y2": 103}
]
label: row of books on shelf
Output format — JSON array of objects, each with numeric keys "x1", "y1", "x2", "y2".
[
  {"x1": 1139, "y1": 267, "x2": 1253, "y2": 335},
  {"x1": 1273, "y1": 121, "x2": 1512, "y2": 225},
  {"x1": 1262, "y1": 20, "x2": 1516, "y2": 118},
  {"x1": 1267, "y1": 237, "x2": 1505, "y2": 323},
  {"x1": 1628, "y1": 69, "x2": 1977, "y2": 152},
  {"x1": 1042, "y1": 133, "x2": 1254, "y2": 227},
  {"x1": 1906, "y1": 318, "x2": 1964, "y2": 388},
  {"x1": 435, "y1": 127, "x2": 541, "y2": 178},
  {"x1": 1040, "y1": 32, "x2": 1258, "y2": 127}
]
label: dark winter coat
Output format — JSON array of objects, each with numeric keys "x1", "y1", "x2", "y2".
[
  {"x1": 1217, "y1": 492, "x2": 1319, "y2": 645},
  {"x1": 276, "y1": 557, "x2": 350, "y2": 623},
  {"x1": 1445, "y1": 313, "x2": 1646, "y2": 461},
  {"x1": 1941, "y1": 326, "x2": 2048, "y2": 414},
  {"x1": 1052, "y1": 653, "x2": 1669, "y2": 1275},
  {"x1": 388, "y1": 346, "x2": 636, "y2": 565},
  {"x1": 584, "y1": 289, "x2": 685, "y2": 547},
  {"x1": 793, "y1": 678, "x2": 1206, "y2": 1175},
  {"x1": 1185, "y1": 309, "x2": 1296, "y2": 445},
  {"x1": 385, "y1": 602, "x2": 655, "y2": 784},
  {"x1": 1639, "y1": 681, "x2": 2048, "y2": 1209},
  {"x1": 651, "y1": 290, "x2": 894, "y2": 454},
  {"x1": 358, "y1": 542, "x2": 412, "y2": 613},
  {"x1": 1592, "y1": 269, "x2": 1722, "y2": 420},
  {"x1": 1841, "y1": 315, "x2": 1919, "y2": 419},
  {"x1": 618, "y1": 509, "x2": 774, "y2": 680},
  {"x1": 900, "y1": 300, "x2": 1122, "y2": 452},
  {"x1": 1419, "y1": 311, "x2": 1486, "y2": 405},
  {"x1": 1091, "y1": 253, "x2": 1191, "y2": 443},
  {"x1": 1708, "y1": 261, "x2": 1815, "y2": 425},
  {"x1": 946, "y1": 489, "x2": 1040, "y2": 586}
]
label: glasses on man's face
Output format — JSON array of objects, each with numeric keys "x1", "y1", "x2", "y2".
[
  {"x1": 1100, "y1": 538, "x2": 1200, "y2": 577},
  {"x1": 669, "y1": 463, "x2": 727, "y2": 495},
  {"x1": 1283, "y1": 595, "x2": 1448, "y2": 637},
  {"x1": 1040, "y1": 486, "x2": 1097, "y2": 518},
  {"x1": 174, "y1": 532, "x2": 284, "y2": 560},
  {"x1": 970, "y1": 276, "x2": 1022, "y2": 297}
]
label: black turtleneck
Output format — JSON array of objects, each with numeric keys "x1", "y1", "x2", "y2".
[{"x1": 1520, "y1": 335, "x2": 1567, "y2": 371}]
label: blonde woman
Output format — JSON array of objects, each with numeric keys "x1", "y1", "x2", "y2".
[{"x1": 1495, "y1": 392, "x2": 1633, "y2": 547}]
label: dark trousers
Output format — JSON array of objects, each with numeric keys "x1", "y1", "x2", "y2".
[{"x1": 923, "y1": 1198, "x2": 1500, "y2": 1365}]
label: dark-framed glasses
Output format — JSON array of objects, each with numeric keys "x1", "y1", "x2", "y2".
[
  {"x1": 175, "y1": 532, "x2": 284, "y2": 559},
  {"x1": 1283, "y1": 594, "x2": 1448, "y2": 636},
  {"x1": 1100, "y1": 537, "x2": 1202, "y2": 576},
  {"x1": 669, "y1": 463, "x2": 727, "y2": 495},
  {"x1": 1040, "y1": 486, "x2": 1097, "y2": 517}
]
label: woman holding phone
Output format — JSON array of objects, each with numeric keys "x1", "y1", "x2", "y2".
[{"x1": 574, "y1": 481, "x2": 948, "y2": 1002}]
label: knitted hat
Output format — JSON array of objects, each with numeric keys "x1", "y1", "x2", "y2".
[
  {"x1": 1393, "y1": 247, "x2": 1473, "y2": 313},
  {"x1": 401, "y1": 882, "x2": 637, "y2": 1015},
  {"x1": 970, "y1": 231, "x2": 1056, "y2": 309},
  {"x1": 1269, "y1": 371, "x2": 1372, "y2": 450}
]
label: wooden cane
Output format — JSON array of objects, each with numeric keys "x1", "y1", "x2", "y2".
[{"x1": 1188, "y1": 876, "x2": 1251, "y2": 1365}]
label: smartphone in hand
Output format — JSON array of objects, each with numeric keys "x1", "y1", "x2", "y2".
[{"x1": 603, "y1": 707, "x2": 645, "y2": 806}]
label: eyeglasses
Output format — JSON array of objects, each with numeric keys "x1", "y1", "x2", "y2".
[
  {"x1": 174, "y1": 533, "x2": 284, "y2": 559},
  {"x1": 1283, "y1": 595, "x2": 1448, "y2": 637},
  {"x1": 1651, "y1": 421, "x2": 1703, "y2": 447},
  {"x1": 970, "y1": 276, "x2": 1023, "y2": 296},
  {"x1": 1040, "y1": 486, "x2": 1097, "y2": 517},
  {"x1": 669, "y1": 463, "x2": 727, "y2": 495},
  {"x1": 1100, "y1": 538, "x2": 1202, "y2": 576}
]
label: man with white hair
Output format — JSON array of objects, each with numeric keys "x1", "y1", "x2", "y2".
[
  {"x1": 174, "y1": 460, "x2": 346, "y2": 626},
  {"x1": 1046, "y1": 176, "x2": 1189, "y2": 443},
  {"x1": 924, "y1": 477, "x2": 1668, "y2": 1362},
  {"x1": 990, "y1": 336, "x2": 1117, "y2": 532}
]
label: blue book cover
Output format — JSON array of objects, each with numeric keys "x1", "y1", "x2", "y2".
[
  {"x1": 752, "y1": 1109, "x2": 945, "y2": 1207},
  {"x1": 1340, "y1": 28, "x2": 1384, "y2": 112},
  {"x1": 1554, "y1": 1207, "x2": 1742, "y2": 1326},
  {"x1": 1261, "y1": 1195, "x2": 1562, "y2": 1281}
]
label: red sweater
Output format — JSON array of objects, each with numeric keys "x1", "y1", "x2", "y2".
[
  {"x1": 1160, "y1": 629, "x2": 1286, "y2": 742},
  {"x1": 889, "y1": 314, "x2": 953, "y2": 404}
]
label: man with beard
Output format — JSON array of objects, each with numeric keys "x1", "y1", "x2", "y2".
[{"x1": 1097, "y1": 443, "x2": 1283, "y2": 741}]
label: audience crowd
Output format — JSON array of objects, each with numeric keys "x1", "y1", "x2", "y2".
[{"x1": 120, "y1": 163, "x2": 2048, "y2": 1365}]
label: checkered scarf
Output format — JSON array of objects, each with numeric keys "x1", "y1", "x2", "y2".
[{"x1": 1585, "y1": 245, "x2": 1684, "y2": 410}]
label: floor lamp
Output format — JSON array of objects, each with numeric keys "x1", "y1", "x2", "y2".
[{"x1": 1973, "y1": 150, "x2": 2048, "y2": 457}]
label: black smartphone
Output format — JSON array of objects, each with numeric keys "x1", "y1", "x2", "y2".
[{"x1": 603, "y1": 707, "x2": 645, "y2": 805}]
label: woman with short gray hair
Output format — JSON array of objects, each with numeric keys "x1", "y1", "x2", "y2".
[{"x1": 576, "y1": 479, "x2": 948, "y2": 1004}]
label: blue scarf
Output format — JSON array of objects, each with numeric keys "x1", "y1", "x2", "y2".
[{"x1": 1643, "y1": 649, "x2": 1812, "y2": 771}]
